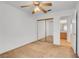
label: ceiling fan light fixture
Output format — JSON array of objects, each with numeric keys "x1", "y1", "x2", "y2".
[
  {"x1": 20, "y1": 1, "x2": 52, "y2": 14},
  {"x1": 35, "y1": 7, "x2": 40, "y2": 12}
]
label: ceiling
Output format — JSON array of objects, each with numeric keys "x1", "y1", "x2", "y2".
[{"x1": 4, "y1": 1, "x2": 77, "y2": 14}]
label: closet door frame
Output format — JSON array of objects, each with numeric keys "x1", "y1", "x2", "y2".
[{"x1": 36, "y1": 18, "x2": 53, "y2": 41}]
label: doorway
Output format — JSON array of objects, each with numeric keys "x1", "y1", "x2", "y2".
[{"x1": 60, "y1": 17, "x2": 71, "y2": 47}]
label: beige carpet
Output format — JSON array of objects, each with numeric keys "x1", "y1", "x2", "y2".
[{"x1": 0, "y1": 36, "x2": 76, "y2": 58}]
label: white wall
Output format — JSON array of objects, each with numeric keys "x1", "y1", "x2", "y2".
[
  {"x1": 53, "y1": 17, "x2": 60, "y2": 45},
  {"x1": 70, "y1": 11, "x2": 76, "y2": 53},
  {"x1": 67, "y1": 16, "x2": 72, "y2": 42},
  {"x1": 0, "y1": 2, "x2": 37, "y2": 54}
]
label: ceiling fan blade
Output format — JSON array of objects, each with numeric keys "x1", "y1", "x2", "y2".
[
  {"x1": 20, "y1": 4, "x2": 32, "y2": 8},
  {"x1": 20, "y1": 6, "x2": 29, "y2": 8},
  {"x1": 38, "y1": 6, "x2": 47, "y2": 13},
  {"x1": 39, "y1": 3, "x2": 52, "y2": 7}
]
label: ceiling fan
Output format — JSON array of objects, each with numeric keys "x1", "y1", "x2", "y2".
[{"x1": 20, "y1": 1, "x2": 52, "y2": 14}]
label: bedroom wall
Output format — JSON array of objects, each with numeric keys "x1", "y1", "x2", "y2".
[
  {"x1": 0, "y1": 2, "x2": 37, "y2": 54},
  {"x1": 70, "y1": 11, "x2": 76, "y2": 53}
]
